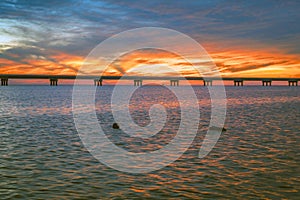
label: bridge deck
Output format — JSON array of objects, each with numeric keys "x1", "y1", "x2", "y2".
[{"x1": 0, "y1": 74, "x2": 299, "y2": 81}]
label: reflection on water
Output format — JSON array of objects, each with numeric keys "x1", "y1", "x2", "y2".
[{"x1": 0, "y1": 86, "x2": 299, "y2": 199}]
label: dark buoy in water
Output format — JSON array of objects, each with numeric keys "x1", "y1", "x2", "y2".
[
  {"x1": 112, "y1": 123, "x2": 119, "y2": 129},
  {"x1": 210, "y1": 126, "x2": 227, "y2": 132}
]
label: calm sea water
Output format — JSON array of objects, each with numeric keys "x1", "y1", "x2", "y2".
[{"x1": 1, "y1": 85, "x2": 299, "y2": 199}]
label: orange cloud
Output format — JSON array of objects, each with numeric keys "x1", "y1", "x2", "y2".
[
  {"x1": 1, "y1": 39, "x2": 299, "y2": 79},
  {"x1": 0, "y1": 51, "x2": 84, "y2": 75}
]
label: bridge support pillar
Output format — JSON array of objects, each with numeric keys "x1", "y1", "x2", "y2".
[
  {"x1": 170, "y1": 80, "x2": 179, "y2": 86},
  {"x1": 134, "y1": 80, "x2": 142, "y2": 86},
  {"x1": 94, "y1": 79, "x2": 103, "y2": 86},
  {"x1": 50, "y1": 78, "x2": 58, "y2": 86},
  {"x1": 1, "y1": 78, "x2": 8, "y2": 86},
  {"x1": 288, "y1": 80, "x2": 298, "y2": 86},
  {"x1": 203, "y1": 80, "x2": 212, "y2": 86},
  {"x1": 234, "y1": 79, "x2": 244, "y2": 86},
  {"x1": 262, "y1": 80, "x2": 272, "y2": 86}
]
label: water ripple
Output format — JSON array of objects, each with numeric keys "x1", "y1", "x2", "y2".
[{"x1": 0, "y1": 86, "x2": 299, "y2": 199}]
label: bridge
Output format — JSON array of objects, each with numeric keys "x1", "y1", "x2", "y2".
[{"x1": 0, "y1": 74, "x2": 299, "y2": 86}]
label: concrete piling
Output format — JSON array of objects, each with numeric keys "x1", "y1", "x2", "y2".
[
  {"x1": 170, "y1": 80, "x2": 179, "y2": 86},
  {"x1": 50, "y1": 78, "x2": 58, "y2": 86},
  {"x1": 134, "y1": 80, "x2": 143, "y2": 86},
  {"x1": 203, "y1": 80, "x2": 213, "y2": 86},
  {"x1": 234, "y1": 79, "x2": 244, "y2": 86},
  {"x1": 1, "y1": 78, "x2": 8, "y2": 86}
]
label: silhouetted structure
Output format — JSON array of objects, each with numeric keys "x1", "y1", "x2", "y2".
[
  {"x1": 170, "y1": 80, "x2": 179, "y2": 86},
  {"x1": 288, "y1": 80, "x2": 298, "y2": 86},
  {"x1": 50, "y1": 78, "x2": 58, "y2": 86},
  {"x1": 203, "y1": 80, "x2": 213, "y2": 86},
  {"x1": 94, "y1": 79, "x2": 103, "y2": 86},
  {"x1": 0, "y1": 74, "x2": 299, "y2": 86},
  {"x1": 1, "y1": 78, "x2": 8, "y2": 86},
  {"x1": 134, "y1": 80, "x2": 143, "y2": 86},
  {"x1": 262, "y1": 79, "x2": 272, "y2": 86},
  {"x1": 234, "y1": 79, "x2": 244, "y2": 86}
]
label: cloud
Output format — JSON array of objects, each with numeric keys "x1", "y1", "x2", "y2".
[{"x1": 0, "y1": 44, "x2": 85, "y2": 74}]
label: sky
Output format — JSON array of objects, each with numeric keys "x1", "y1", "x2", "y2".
[{"x1": 1, "y1": 0, "x2": 300, "y2": 79}]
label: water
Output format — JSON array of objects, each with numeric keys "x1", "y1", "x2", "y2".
[{"x1": 1, "y1": 85, "x2": 299, "y2": 199}]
